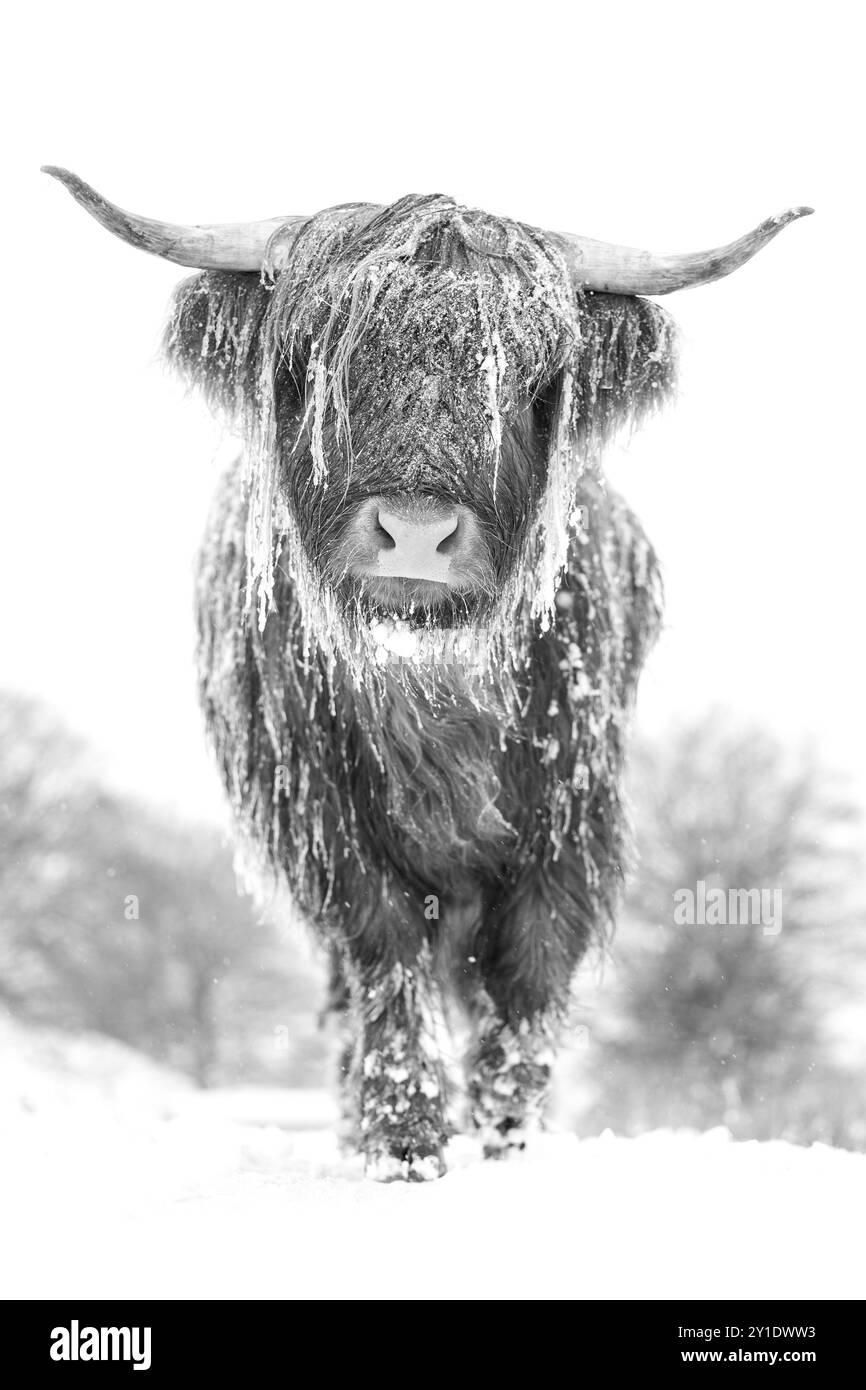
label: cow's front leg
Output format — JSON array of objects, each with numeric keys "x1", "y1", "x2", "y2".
[
  {"x1": 465, "y1": 853, "x2": 594, "y2": 1158},
  {"x1": 331, "y1": 888, "x2": 449, "y2": 1182},
  {"x1": 467, "y1": 1002, "x2": 557, "y2": 1159},
  {"x1": 356, "y1": 956, "x2": 449, "y2": 1181}
]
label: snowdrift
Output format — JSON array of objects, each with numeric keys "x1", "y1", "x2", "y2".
[{"x1": 2, "y1": 1013, "x2": 864, "y2": 1301}]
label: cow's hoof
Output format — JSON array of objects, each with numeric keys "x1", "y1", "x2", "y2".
[
  {"x1": 482, "y1": 1138, "x2": 526, "y2": 1160},
  {"x1": 365, "y1": 1146, "x2": 447, "y2": 1183},
  {"x1": 479, "y1": 1120, "x2": 531, "y2": 1160}
]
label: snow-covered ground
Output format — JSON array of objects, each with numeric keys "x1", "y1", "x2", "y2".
[{"x1": 2, "y1": 1013, "x2": 864, "y2": 1301}]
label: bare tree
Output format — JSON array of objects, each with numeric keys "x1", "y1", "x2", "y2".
[
  {"x1": 573, "y1": 713, "x2": 865, "y2": 1147},
  {"x1": 0, "y1": 691, "x2": 326, "y2": 1086}
]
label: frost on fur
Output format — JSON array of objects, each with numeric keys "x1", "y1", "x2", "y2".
[{"x1": 166, "y1": 195, "x2": 675, "y2": 646}]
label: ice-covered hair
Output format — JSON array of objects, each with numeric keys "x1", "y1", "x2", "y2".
[{"x1": 165, "y1": 194, "x2": 677, "y2": 655}]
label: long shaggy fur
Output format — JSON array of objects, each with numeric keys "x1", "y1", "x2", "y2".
[{"x1": 170, "y1": 194, "x2": 674, "y2": 1174}]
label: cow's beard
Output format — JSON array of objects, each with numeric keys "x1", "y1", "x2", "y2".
[
  {"x1": 320, "y1": 569, "x2": 492, "y2": 669},
  {"x1": 308, "y1": 562, "x2": 503, "y2": 676}
]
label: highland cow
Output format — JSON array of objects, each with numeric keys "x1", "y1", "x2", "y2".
[{"x1": 45, "y1": 169, "x2": 811, "y2": 1179}]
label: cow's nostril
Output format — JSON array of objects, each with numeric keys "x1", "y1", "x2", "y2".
[
  {"x1": 375, "y1": 513, "x2": 397, "y2": 549},
  {"x1": 435, "y1": 518, "x2": 459, "y2": 555}
]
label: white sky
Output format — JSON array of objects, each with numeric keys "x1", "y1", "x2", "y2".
[{"x1": 2, "y1": 0, "x2": 863, "y2": 826}]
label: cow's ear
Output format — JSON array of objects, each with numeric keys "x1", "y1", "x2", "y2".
[
  {"x1": 573, "y1": 293, "x2": 678, "y2": 453},
  {"x1": 163, "y1": 271, "x2": 272, "y2": 423}
]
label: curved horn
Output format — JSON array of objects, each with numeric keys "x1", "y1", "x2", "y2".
[
  {"x1": 547, "y1": 207, "x2": 813, "y2": 296},
  {"x1": 42, "y1": 166, "x2": 305, "y2": 271}
]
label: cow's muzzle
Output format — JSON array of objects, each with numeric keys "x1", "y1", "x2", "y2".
[{"x1": 331, "y1": 496, "x2": 493, "y2": 604}]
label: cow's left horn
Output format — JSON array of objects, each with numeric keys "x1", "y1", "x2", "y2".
[
  {"x1": 42, "y1": 166, "x2": 305, "y2": 271},
  {"x1": 548, "y1": 207, "x2": 813, "y2": 296}
]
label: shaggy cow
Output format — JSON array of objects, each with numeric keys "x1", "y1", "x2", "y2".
[{"x1": 45, "y1": 169, "x2": 810, "y2": 1179}]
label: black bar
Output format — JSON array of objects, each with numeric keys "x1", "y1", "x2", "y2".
[{"x1": 2, "y1": 1299, "x2": 862, "y2": 1374}]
